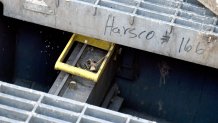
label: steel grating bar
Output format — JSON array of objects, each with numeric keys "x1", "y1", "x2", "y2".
[
  {"x1": 0, "y1": 81, "x2": 155, "y2": 123},
  {"x1": 0, "y1": 116, "x2": 23, "y2": 123},
  {"x1": 1, "y1": 0, "x2": 218, "y2": 68}
]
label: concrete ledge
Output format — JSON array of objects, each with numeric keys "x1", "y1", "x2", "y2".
[{"x1": 198, "y1": 0, "x2": 218, "y2": 15}]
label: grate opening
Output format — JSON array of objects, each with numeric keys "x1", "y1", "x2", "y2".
[
  {"x1": 0, "y1": 85, "x2": 40, "y2": 101},
  {"x1": 136, "y1": 9, "x2": 173, "y2": 22},
  {"x1": 79, "y1": 117, "x2": 102, "y2": 123},
  {"x1": 109, "y1": 0, "x2": 138, "y2": 6},
  {"x1": 0, "y1": 94, "x2": 35, "y2": 111},
  {"x1": 29, "y1": 115, "x2": 71, "y2": 123},
  {"x1": 140, "y1": 1, "x2": 176, "y2": 15},
  {"x1": 129, "y1": 119, "x2": 147, "y2": 123},
  {"x1": 35, "y1": 105, "x2": 79, "y2": 122},
  {"x1": 84, "y1": 107, "x2": 127, "y2": 123},
  {"x1": 143, "y1": 0, "x2": 180, "y2": 8},
  {"x1": 174, "y1": 18, "x2": 203, "y2": 30},
  {"x1": 180, "y1": 3, "x2": 214, "y2": 17},
  {"x1": 99, "y1": 0, "x2": 134, "y2": 13},
  {"x1": 77, "y1": 0, "x2": 97, "y2": 4},
  {"x1": 202, "y1": 25, "x2": 214, "y2": 32},
  {"x1": 214, "y1": 27, "x2": 218, "y2": 33},
  {"x1": 177, "y1": 11, "x2": 215, "y2": 25},
  {"x1": 0, "y1": 106, "x2": 28, "y2": 121},
  {"x1": 41, "y1": 96, "x2": 84, "y2": 113}
]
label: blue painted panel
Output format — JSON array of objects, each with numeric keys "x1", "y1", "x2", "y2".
[{"x1": 116, "y1": 47, "x2": 218, "y2": 123}]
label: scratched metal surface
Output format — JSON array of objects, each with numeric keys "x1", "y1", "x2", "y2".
[{"x1": 1, "y1": 0, "x2": 218, "y2": 68}]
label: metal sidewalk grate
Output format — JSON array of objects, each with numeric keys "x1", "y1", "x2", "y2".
[
  {"x1": 46, "y1": 0, "x2": 218, "y2": 69},
  {"x1": 3, "y1": 0, "x2": 218, "y2": 68},
  {"x1": 4, "y1": 0, "x2": 218, "y2": 68},
  {"x1": 0, "y1": 81, "x2": 154, "y2": 123},
  {"x1": 75, "y1": 0, "x2": 217, "y2": 33}
]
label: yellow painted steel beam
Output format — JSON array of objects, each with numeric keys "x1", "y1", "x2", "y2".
[{"x1": 55, "y1": 34, "x2": 115, "y2": 82}]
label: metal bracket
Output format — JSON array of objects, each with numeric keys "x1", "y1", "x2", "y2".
[{"x1": 54, "y1": 34, "x2": 115, "y2": 82}]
